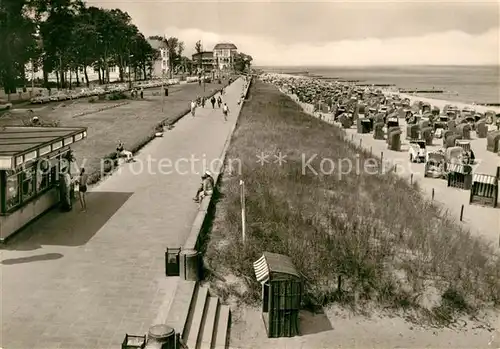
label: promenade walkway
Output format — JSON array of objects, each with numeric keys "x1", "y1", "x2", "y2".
[{"x1": 0, "y1": 78, "x2": 246, "y2": 349}]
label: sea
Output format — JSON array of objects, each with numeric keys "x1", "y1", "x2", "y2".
[{"x1": 259, "y1": 65, "x2": 500, "y2": 106}]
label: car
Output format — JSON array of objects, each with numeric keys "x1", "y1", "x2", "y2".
[
  {"x1": 31, "y1": 95, "x2": 51, "y2": 104},
  {"x1": 0, "y1": 99, "x2": 13, "y2": 111},
  {"x1": 50, "y1": 91, "x2": 69, "y2": 101},
  {"x1": 67, "y1": 90, "x2": 83, "y2": 99},
  {"x1": 409, "y1": 140, "x2": 427, "y2": 163}
]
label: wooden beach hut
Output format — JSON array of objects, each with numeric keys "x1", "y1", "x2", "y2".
[
  {"x1": 357, "y1": 118, "x2": 371, "y2": 134},
  {"x1": 456, "y1": 124, "x2": 471, "y2": 140},
  {"x1": 476, "y1": 121, "x2": 488, "y2": 138},
  {"x1": 447, "y1": 120, "x2": 456, "y2": 132},
  {"x1": 387, "y1": 126, "x2": 400, "y2": 144},
  {"x1": 373, "y1": 122, "x2": 385, "y2": 140},
  {"x1": 444, "y1": 133, "x2": 462, "y2": 148},
  {"x1": 486, "y1": 131, "x2": 500, "y2": 153},
  {"x1": 388, "y1": 129, "x2": 402, "y2": 151},
  {"x1": 254, "y1": 252, "x2": 303, "y2": 338},
  {"x1": 421, "y1": 127, "x2": 433, "y2": 145},
  {"x1": 447, "y1": 163, "x2": 473, "y2": 190},
  {"x1": 419, "y1": 120, "x2": 430, "y2": 130},
  {"x1": 0, "y1": 126, "x2": 87, "y2": 241},
  {"x1": 469, "y1": 171, "x2": 499, "y2": 208},
  {"x1": 406, "y1": 124, "x2": 419, "y2": 140}
]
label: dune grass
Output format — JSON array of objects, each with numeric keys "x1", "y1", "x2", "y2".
[{"x1": 204, "y1": 80, "x2": 500, "y2": 324}]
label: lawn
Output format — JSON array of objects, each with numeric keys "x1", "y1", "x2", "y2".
[
  {"x1": 203, "y1": 80, "x2": 500, "y2": 324},
  {"x1": 0, "y1": 81, "x2": 228, "y2": 182}
]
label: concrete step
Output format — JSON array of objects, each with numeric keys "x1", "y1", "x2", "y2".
[
  {"x1": 165, "y1": 280, "x2": 197, "y2": 336},
  {"x1": 198, "y1": 296, "x2": 219, "y2": 349},
  {"x1": 185, "y1": 286, "x2": 209, "y2": 349},
  {"x1": 212, "y1": 305, "x2": 230, "y2": 349}
]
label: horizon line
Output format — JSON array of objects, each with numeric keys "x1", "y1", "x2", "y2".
[{"x1": 254, "y1": 64, "x2": 500, "y2": 68}]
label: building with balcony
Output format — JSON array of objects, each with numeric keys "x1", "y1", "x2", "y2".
[
  {"x1": 191, "y1": 51, "x2": 215, "y2": 73},
  {"x1": 213, "y1": 43, "x2": 238, "y2": 71},
  {"x1": 147, "y1": 39, "x2": 170, "y2": 78}
]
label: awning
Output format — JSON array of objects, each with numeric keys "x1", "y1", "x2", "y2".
[
  {"x1": 473, "y1": 174, "x2": 498, "y2": 186},
  {"x1": 448, "y1": 163, "x2": 470, "y2": 174},
  {"x1": 253, "y1": 252, "x2": 300, "y2": 284}
]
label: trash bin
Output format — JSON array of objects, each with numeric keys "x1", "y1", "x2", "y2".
[
  {"x1": 146, "y1": 325, "x2": 175, "y2": 349},
  {"x1": 179, "y1": 249, "x2": 200, "y2": 281},
  {"x1": 165, "y1": 248, "x2": 180, "y2": 276}
]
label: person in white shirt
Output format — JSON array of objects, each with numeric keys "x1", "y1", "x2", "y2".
[
  {"x1": 190, "y1": 100, "x2": 196, "y2": 117},
  {"x1": 222, "y1": 103, "x2": 229, "y2": 121}
]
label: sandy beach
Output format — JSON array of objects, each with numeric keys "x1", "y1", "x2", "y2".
[{"x1": 227, "y1": 77, "x2": 500, "y2": 349}]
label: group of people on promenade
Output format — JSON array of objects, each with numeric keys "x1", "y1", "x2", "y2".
[
  {"x1": 190, "y1": 87, "x2": 230, "y2": 121},
  {"x1": 66, "y1": 77, "x2": 247, "y2": 213}
]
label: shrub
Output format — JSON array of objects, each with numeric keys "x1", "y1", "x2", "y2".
[{"x1": 107, "y1": 91, "x2": 127, "y2": 101}]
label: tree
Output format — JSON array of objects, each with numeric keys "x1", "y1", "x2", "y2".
[
  {"x1": 130, "y1": 33, "x2": 156, "y2": 80},
  {"x1": 194, "y1": 40, "x2": 203, "y2": 71},
  {"x1": 35, "y1": 0, "x2": 84, "y2": 88},
  {"x1": 233, "y1": 52, "x2": 253, "y2": 73},
  {"x1": 0, "y1": 0, "x2": 38, "y2": 94},
  {"x1": 195, "y1": 40, "x2": 203, "y2": 53}
]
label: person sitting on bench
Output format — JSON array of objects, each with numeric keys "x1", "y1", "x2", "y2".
[
  {"x1": 193, "y1": 171, "x2": 214, "y2": 203},
  {"x1": 116, "y1": 140, "x2": 133, "y2": 162}
]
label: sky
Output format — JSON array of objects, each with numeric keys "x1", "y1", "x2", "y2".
[{"x1": 87, "y1": 0, "x2": 500, "y2": 66}]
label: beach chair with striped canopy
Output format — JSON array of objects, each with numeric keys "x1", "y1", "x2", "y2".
[
  {"x1": 469, "y1": 171, "x2": 499, "y2": 208},
  {"x1": 253, "y1": 252, "x2": 303, "y2": 338},
  {"x1": 447, "y1": 163, "x2": 473, "y2": 190}
]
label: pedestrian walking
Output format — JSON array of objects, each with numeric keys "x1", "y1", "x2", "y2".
[
  {"x1": 210, "y1": 96, "x2": 216, "y2": 108},
  {"x1": 201, "y1": 96, "x2": 206, "y2": 108},
  {"x1": 217, "y1": 95, "x2": 222, "y2": 108},
  {"x1": 140, "y1": 87, "x2": 144, "y2": 99},
  {"x1": 76, "y1": 168, "x2": 88, "y2": 212},
  {"x1": 222, "y1": 103, "x2": 229, "y2": 122},
  {"x1": 190, "y1": 100, "x2": 196, "y2": 117}
]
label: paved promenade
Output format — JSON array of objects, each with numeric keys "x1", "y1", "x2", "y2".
[{"x1": 0, "y1": 78, "x2": 246, "y2": 349}]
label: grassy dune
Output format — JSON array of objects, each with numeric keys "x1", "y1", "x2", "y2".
[{"x1": 204, "y1": 80, "x2": 500, "y2": 323}]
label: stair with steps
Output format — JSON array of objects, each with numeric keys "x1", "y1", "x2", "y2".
[{"x1": 165, "y1": 280, "x2": 231, "y2": 349}]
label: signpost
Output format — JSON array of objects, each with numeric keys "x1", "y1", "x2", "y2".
[{"x1": 240, "y1": 180, "x2": 246, "y2": 244}]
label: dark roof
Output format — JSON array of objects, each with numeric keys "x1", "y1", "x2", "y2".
[
  {"x1": 254, "y1": 252, "x2": 300, "y2": 283},
  {"x1": 213, "y1": 43, "x2": 237, "y2": 50},
  {"x1": 0, "y1": 126, "x2": 87, "y2": 157},
  {"x1": 192, "y1": 51, "x2": 214, "y2": 60}
]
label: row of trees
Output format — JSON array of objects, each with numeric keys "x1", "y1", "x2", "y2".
[
  {"x1": 0, "y1": 0, "x2": 253, "y2": 94},
  {"x1": 0, "y1": 0, "x2": 158, "y2": 92}
]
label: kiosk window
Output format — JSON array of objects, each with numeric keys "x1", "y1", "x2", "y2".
[
  {"x1": 37, "y1": 159, "x2": 51, "y2": 191},
  {"x1": 6, "y1": 173, "x2": 20, "y2": 210},
  {"x1": 22, "y1": 167, "x2": 35, "y2": 201}
]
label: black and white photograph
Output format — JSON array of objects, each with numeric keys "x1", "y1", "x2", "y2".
[{"x1": 0, "y1": 1, "x2": 499, "y2": 348}]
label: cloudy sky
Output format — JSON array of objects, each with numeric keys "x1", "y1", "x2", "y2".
[{"x1": 88, "y1": 0, "x2": 499, "y2": 66}]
